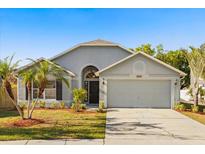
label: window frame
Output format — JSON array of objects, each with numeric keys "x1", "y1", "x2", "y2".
[{"x1": 32, "y1": 80, "x2": 56, "y2": 100}]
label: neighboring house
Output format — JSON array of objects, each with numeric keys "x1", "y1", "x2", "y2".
[{"x1": 17, "y1": 39, "x2": 186, "y2": 108}]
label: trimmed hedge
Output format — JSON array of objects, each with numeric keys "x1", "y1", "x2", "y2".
[{"x1": 180, "y1": 102, "x2": 205, "y2": 112}]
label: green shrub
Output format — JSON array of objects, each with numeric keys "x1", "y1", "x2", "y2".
[
  {"x1": 191, "y1": 105, "x2": 199, "y2": 113},
  {"x1": 80, "y1": 103, "x2": 86, "y2": 110},
  {"x1": 179, "y1": 104, "x2": 186, "y2": 111},
  {"x1": 50, "y1": 102, "x2": 58, "y2": 109},
  {"x1": 174, "y1": 103, "x2": 186, "y2": 111},
  {"x1": 19, "y1": 101, "x2": 27, "y2": 109},
  {"x1": 71, "y1": 102, "x2": 81, "y2": 112},
  {"x1": 72, "y1": 88, "x2": 87, "y2": 112},
  {"x1": 39, "y1": 101, "x2": 46, "y2": 108},
  {"x1": 97, "y1": 100, "x2": 105, "y2": 112},
  {"x1": 203, "y1": 108, "x2": 205, "y2": 113},
  {"x1": 174, "y1": 103, "x2": 179, "y2": 110},
  {"x1": 59, "y1": 101, "x2": 66, "y2": 109}
]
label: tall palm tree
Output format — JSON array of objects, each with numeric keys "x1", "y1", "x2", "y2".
[
  {"x1": 185, "y1": 47, "x2": 205, "y2": 106},
  {"x1": 0, "y1": 56, "x2": 24, "y2": 119},
  {"x1": 19, "y1": 69, "x2": 36, "y2": 119},
  {"x1": 28, "y1": 59, "x2": 70, "y2": 119}
]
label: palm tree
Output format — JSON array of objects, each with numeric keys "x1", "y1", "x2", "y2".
[
  {"x1": 19, "y1": 69, "x2": 36, "y2": 119},
  {"x1": 185, "y1": 47, "x2": 205, "y2": 106},
  {"x1": 28, "y1": 59, "x2": 70, "y2": 119},
  {"x1": 0, "y1": 56, "x2": 24, "y2": 119}
]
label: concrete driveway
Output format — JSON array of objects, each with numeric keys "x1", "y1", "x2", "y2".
[{"x1": 105, "y1": 108, "x2": 205, "y2": 144}]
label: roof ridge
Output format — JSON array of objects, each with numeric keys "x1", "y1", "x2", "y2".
[{"x1": 80, "y1": 39, "x2": 117, "y2": 45}]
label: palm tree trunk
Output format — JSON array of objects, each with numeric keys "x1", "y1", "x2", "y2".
[
  {"x1": 27, "y1": 83, "x2": 32, "y2": 119},
  {"x1": 27, "y1": 92, "x2": 32, "y2": 119},
  {"x1": 195, "y1": 90, "x2": 199, "y2": 106},
  {"x1": 29, "y1": 98, "x2": 38, "y2": 119}
]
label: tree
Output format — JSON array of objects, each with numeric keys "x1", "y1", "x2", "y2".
[
  {"x1": 19, "y1": 69, "x2": 36, "y2": 119},
  {"x1": 156, "y1": 49, "x2": 190, "y2": 89},
  {"x1": 134, "y1": 43, "x2": 156, "y2": 56},
  {"x1": 185, "y1": 46, "x2": 205, "y2": 106},
  {"x1": 28, "y1": 60, "x2": 70, "y2": 119},
  {"x1": 0, "y1": 56, "x2": 24, "y2": 119}
]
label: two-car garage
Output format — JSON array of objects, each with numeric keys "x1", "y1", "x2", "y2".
[
  {"x1": 97, "y1": 52, "x2": 186, "y2": 109},
  {"x1": 107, "y1": 79, "x2": 171, "y2": 108}
]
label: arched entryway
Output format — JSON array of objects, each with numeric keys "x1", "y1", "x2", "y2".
[{"x1": 82, "y1": 66, "x2": 99, "y2": 104}]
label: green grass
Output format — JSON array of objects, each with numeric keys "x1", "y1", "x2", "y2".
[
  {"x1": 0, "y1": 109, "x2": 106, "y2": 141},
  {"x1": 180, "y1": 111, "x2": 205, "y2": 125}
]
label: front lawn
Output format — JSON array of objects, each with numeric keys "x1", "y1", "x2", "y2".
[
  {"x1": 180, "y1": 111, "x2": 205, "y2": 125},
  {"x1": 0, "y1": 109, "x2": 106, "y2": 141}
]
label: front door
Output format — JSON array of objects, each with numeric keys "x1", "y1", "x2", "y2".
[{"x1": 89, "y1": 81, "x2": 99, "y2": 104}]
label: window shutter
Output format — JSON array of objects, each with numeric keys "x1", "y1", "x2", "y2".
[
  {"x1": 56, "y1": 80, "x2": 62, "y2": 100},
  {"x1": 25, "y1": 84, "x2": 28, "y2": 100}
]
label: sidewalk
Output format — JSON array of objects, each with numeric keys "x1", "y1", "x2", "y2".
[{"x1": 0, "y1": 139, "x2": 104, "y2": 145}]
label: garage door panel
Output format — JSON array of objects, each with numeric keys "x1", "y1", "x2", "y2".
[{"x1": 107, "y1": 80, "x2": 171, "y2": 108}]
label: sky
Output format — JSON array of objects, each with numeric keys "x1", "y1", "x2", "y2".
[{"x1": 0, "y1": 8, "x2": 205, "y2": 65}]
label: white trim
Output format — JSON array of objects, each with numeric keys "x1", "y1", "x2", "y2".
[
  {"x1": 96, "y1": 51, "x2": 186, "y2": 76},
  {"x1": 102, "y1": 76, "x2": 178, "y2": 80},
  {"x1": 32, "y1": 80, "x2": 57, "y2": 100},
  {"x1": 171, "y1": 79, "x2": 175, "y2": 109}
]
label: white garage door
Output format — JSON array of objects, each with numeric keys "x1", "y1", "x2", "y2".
[{"x1": 107, "y1": 80, "x2": 171, "y2": 108}]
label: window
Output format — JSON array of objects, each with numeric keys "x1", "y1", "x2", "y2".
[{"x1": 33, "y1": 80, "x2": 56, "y2": 99}]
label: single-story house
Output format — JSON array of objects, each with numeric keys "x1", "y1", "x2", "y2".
[{"x1": 17, "y1": 39, "x2": 186, "y2": 108}]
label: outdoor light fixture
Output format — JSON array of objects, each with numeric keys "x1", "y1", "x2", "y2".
[
  {"x1": 175, "y1": 79, "x2": 178, "y2": 85},
  {"x1": 102, "y1": 78, "x2": 105, "y2": 85}
]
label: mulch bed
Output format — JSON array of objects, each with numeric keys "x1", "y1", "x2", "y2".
[
  {"x1": 9, "y1": 119, "x2": 45, "y2": 127},
  {"x1": 175, "y1": 109, "x2": 205, "y2": 115}
]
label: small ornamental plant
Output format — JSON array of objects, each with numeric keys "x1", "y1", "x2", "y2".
[
  {"x1": 97, "y1": 100, "x2": 105, "y2": 113},
  {"x1": 72, "y1": 88, "x2": 87, "y2": 112},
  {"x1": 60, "y1": 101, "x2": 66, "y2": 109},
  {"x1": 39, "y1": 101, "x2": 46, "y2": 108},
  {"x1": 19, "y1": 101, "x2": 27, "y2": 109},
  {"x1": 191, "y1": 105, "x2": 199, "y2": 113},
  {"x1": 50, "y1": 102, "x2": 58, "y2": 109}
]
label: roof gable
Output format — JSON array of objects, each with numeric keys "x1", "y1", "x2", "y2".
[
  {"x1": 16, "y1": 58, "x2": 75, "y2": 77},
  {"x1": 96, "y1": 51, "x2": 186, "y2": 76},
  {"x1": 49, "y1": 39, "x2": 134, "y2": 60}
]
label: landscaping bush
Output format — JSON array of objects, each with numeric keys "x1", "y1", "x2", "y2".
[
  {"x1": 174, "y1": 103, "x2": 186, "y2": 111},
  {"x1": 203, "y1": 108, "x2": 205, "y2": 113},
  {"x1": 71, "y1": 102, "x2": 81, "y2": 111},
  {"x1": 80, "y1": 103, "x2": 86, "y2": 110},
  {"x1": 50, "y1": 102, "x2": 58, "y2": 109},
  {"x1": 72, "y1": 88, "x2": 87, "y2": 112},
  {"x1": 19, "y1": 101, "x2": 27, "y2": 109},
  {"x1": 97, "y1": 100, "x2": 105, "y2": 113},
  {"x1": 59, "y1": 101, "x2": 66, "y2": 109},
  {"x1": 191, "y1": 105, "x2": 199, "y2": 113},
  {"x1": 39, "y1": 101, "x2": 46, "y2": 108}
]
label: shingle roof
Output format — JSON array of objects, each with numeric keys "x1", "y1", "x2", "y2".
[{"x1": 80, "y1": 39, "x2": 117, "y2": 45}]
